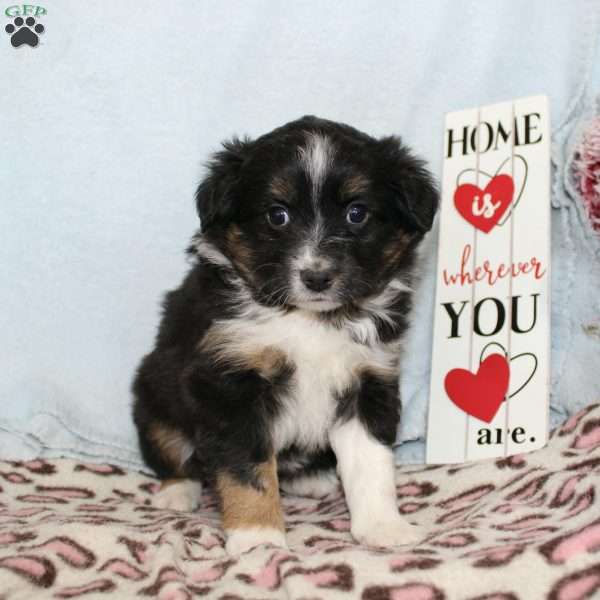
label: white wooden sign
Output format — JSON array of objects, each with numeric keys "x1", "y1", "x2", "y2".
[{"x1": 426, "y1": 96, "x2": 551, "y2": 464}]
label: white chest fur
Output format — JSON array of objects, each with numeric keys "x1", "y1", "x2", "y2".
[{"x1": 206, "y1": 306, "x2": 400, "y2": 453}]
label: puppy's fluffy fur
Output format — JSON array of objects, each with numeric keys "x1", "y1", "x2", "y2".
[{"x1": 133, "y1": 116, "x2": 438, "y2": 554}]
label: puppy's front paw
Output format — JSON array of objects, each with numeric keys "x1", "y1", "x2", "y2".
[
  {"x1": 352, "y1": 517, "x2": 422, "y2": 548},
  {"x1": 225, "y1": 527, "x2": 287, "y2": 555},
  {"x1": 154, "y1": 479, "x2": 203, "y2": 512}
]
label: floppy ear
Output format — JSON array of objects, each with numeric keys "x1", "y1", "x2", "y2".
[
  {"x1": 377, "y1": 136, "x2": 439, "y2": 233},
  {"x1": 195, "y1": 137, "x2": 252, "y2": 231}
]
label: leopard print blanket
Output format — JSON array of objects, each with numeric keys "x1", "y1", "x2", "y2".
[{"x1": 1, "y1": 404, "x2": 599, "y2": 599}]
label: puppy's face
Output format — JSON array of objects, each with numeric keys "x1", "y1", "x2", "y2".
[{"x1": 195, "y1": 117, "x2": 437, "y2": 312}]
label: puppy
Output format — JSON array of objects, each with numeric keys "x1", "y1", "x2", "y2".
[{"x1": 132, "y1": 116, "x2": 437, "y2": 554}]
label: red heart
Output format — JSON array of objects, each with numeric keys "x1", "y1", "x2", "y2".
[
  {"x1": 444, "y1": 354, "x2": 510, "y2": 423},
  {"x1": 454, "y1": 174, "x2": 514, "y2": 233}
]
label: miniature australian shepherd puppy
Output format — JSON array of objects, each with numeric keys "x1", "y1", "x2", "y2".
[{"x1": 133, "y1": 116, "x2": 438, "y2": 555}]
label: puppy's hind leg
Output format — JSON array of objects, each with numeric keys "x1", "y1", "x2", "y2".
[
  {"x1": 145, "y1": 422, "x2": 203, "y2": 512},
  {"x1": 155, "y1": 478, "x2": 203, "y2": 512}
]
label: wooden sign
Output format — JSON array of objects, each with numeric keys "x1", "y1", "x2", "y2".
[{"x1": 426, "y1": 96, "x2": 551, "y2": 464}]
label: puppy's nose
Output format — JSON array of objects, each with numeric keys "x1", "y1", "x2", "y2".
[{"x1": 300, "y1": 269, "x2": 334, "y2": 292}]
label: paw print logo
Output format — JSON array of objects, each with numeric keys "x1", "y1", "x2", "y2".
[{"x1": 5, "y1": 16, "x2": 45, "y2": 48}]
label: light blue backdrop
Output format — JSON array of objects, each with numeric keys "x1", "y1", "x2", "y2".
[{"x1": 2, "y1": 1, "x2": 599, "y2": 469}]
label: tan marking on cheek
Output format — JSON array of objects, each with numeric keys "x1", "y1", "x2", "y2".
[
  {"x1": 217, "y1": 456, "x2": 284, "y2": 532},
  {"x1": 148, "y1": 423, "x2": 193, "y2": 475},
  {"x1": 225, "y1": 225, "x2": 254, "y2": 282},
  {"x1": 341, "y1": 174, "x2": 370, "y2": 197},
  {"x1": 383, "y1": 234, "x2": 412, "y2": 266}
]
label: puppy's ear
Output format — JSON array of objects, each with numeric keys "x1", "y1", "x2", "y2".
[
  {"x1": 376, "y1": 136, "x2": 439, "y2": 233},
  {"x1": 195, "y1": 137, "x2": 252, "y2": 231}
]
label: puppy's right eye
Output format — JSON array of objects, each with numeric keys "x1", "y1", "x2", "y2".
[{"x1": 267, "y1": 205, "x2": 290, "y2": 227}]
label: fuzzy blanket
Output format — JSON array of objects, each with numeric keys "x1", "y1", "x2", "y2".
[{"x1": 0, "y1": 405, "x2": 599, "y2": 600}]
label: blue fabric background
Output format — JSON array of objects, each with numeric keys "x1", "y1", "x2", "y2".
[{"x1": 1, "y1": 0, "x2": 599, "y2": 469}]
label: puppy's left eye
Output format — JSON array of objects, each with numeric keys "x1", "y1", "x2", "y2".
[{"x1": 346, "y1": 203, "x2": 369, "y2": 224}]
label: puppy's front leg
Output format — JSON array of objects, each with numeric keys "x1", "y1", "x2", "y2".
[
  {"x1": 217, "y1": 456, "x2": 286, "y2": 555},
  {"x1": 330, "y1": 418, "x2": 421, "y2": 547},
  {"x1": 184, "y1": 346, "x2": 291, "y2": 555}
]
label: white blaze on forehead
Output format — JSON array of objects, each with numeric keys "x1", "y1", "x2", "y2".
[
  {"x1": 295, "y1": 134, "x2": 333, "y2": 274},
  {"x1": 298, "y1": 133, "x2": 334, "y2": 203}
]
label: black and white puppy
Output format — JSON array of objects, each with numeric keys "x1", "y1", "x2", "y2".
[{"x1": 133, "y1": 116, "x2": 437, "y2": 554}]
